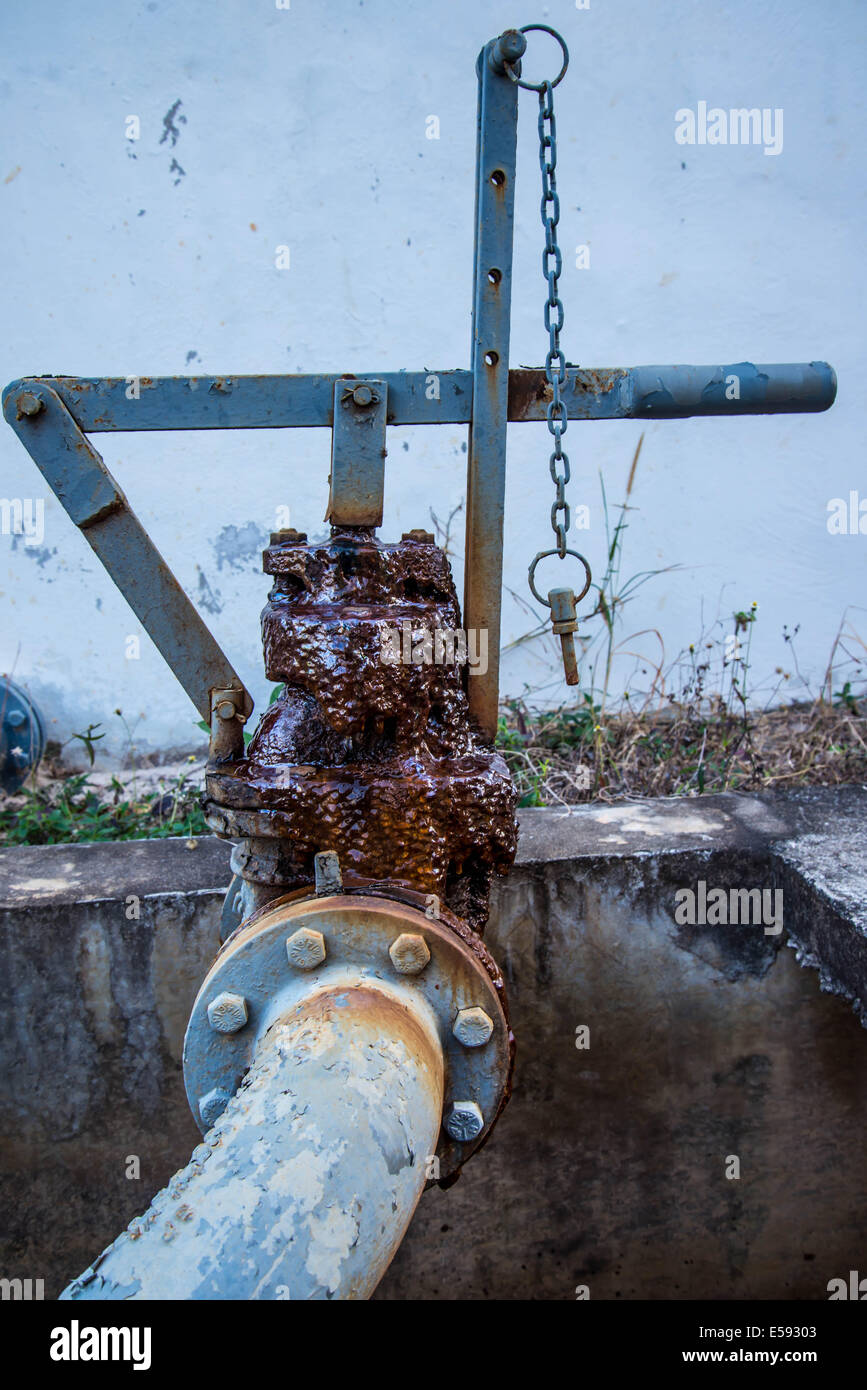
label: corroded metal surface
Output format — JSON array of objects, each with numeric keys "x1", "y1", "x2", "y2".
[
  {"x1": 3, "y1": 364, "x2": 836, "y2": 432},
  {"x1": 61, "y1": 981, "x2": 444, "y2": 1301},
  {"x1": 183, "y1": 893, "x2": 514, "y2": 1182},
  {"x1": 204, "y1": 529, "x2": 517, "y2": 934}
]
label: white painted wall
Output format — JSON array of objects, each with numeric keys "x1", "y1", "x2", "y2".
[{"x1": 1, "y1": 0, "x2": 863, "y2": 759}]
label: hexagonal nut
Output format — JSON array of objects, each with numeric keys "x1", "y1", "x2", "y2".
[
  {"x1": 443, "y1": 1100, "x2": 484, "y2": 1143},
  {"x1": 389, "y1": 933, "x2": 431, "y2": 975},
  {"x1": 206, "y1": 991, "x2": 249, "y2": 1034},
  {"x1": 285, "y1": 927, "x2": 326, "y2": 970},
  {"x1": 199, "y1": 1088, "x2": 232, "y2": 1129},
  {"x1": 453, "y1": 1006, "x2": 494, "y2": 1049},
  {"x1": 17, "y1": 391, "x2": 44, "y2": 418}
]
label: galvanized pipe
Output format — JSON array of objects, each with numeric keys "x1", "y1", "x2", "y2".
[{"x1": 60, "y1": 979, "x2": 444, "y2": 1301}]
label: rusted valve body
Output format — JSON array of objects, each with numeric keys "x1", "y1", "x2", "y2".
[{"x1": 204, "y1": 527, "x2": 517, "y2": 935}]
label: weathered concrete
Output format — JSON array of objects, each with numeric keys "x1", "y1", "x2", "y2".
[{"x1": 2, "y1": 788, "x2": 867, "y2": 1299}]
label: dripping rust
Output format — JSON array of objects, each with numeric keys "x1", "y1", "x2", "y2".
[{"x1": 204, "y1": 526, "x2": 518, "y2": 933}]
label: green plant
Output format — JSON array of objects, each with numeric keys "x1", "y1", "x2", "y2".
[
  {"x1": 70, "y1": 723, "x2": 105, "y2": 766},
  {"x1": 834, "y1": 681, "x2": 860, "y2": 716},
  {"x1": 0, "y1": 764, "x2": 209, "y2": 846}
]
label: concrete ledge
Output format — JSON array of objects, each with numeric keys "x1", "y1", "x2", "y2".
[
  {"x1": 2, "y1": 786, "x2": 867, "y2": 1300},
  {"x1": 0, "y1": 834, "x2": 232, "y2": 907}
]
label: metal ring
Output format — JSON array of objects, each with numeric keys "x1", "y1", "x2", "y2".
[
  {"x1": 528, "y1": 547, "x2": 592, "y2": 607},
  {"x1": 505, "y1": 25, "x2": 569, "y2": 91}
]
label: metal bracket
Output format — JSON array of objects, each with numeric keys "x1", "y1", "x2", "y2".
[
  {"x1": 326, "y1": 379, "x2": 387, "y2": 527},
  {"x1": 208, "y1": 686, "x2": 251, "y2": 764},
  {"x1": 2, "y1": 382, "x2": 253, "y2": 724}
]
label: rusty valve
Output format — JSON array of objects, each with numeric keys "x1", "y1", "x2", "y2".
[{"x1": 548, "y1": 587, "x2": 579, "y2": 686}]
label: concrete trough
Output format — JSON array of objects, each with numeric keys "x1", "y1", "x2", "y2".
[{"x1": 1, "y1": 786, "x2": 866, "y2": 1300}]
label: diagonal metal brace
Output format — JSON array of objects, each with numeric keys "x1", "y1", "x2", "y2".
[{"x1": 2, "y1": 383, "x2": 253, "y2": 724}]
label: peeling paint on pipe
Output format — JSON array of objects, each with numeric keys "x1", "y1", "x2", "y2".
[{"x1": 60, "y1": 979, "x2": 444, "y2": 1301}]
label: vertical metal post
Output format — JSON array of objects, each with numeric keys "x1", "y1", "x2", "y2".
[{"x1": 464, "y1": 34, "x2": 524, "y2": 742}]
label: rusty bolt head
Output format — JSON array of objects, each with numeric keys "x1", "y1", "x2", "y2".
[
  {"x1": 269, "y1": 528, "x2": 307, "y2": 545},
  {"x1": 452, "y1": 1006, "x2": 494, "y2": 1049},
  {"x1": 199, "y1": 1088, "x2": 232, "y2": 1129},
  {"x1": 286, "y1": 927, "x2": 326, "y2": 970},
  {"x1": 389, "y1": 932, "x2": 431, "y2": 975},
  {"x1": 215, "y1": 700, "x2": 237, "y2": 721},
  {"x1": 401, "y1": 529, "x2": 435, "y2": 544},
  {"x1": 207, "y1": 991, "x2": 248, "y2": 1034},
  {"x1": 444, "y1": 1100, "x2": 484, "y2": 1143},
  {"x1": 17, "y1": 392, "x2": 44, "y2": 418},
  {"x1": 352, "y1": 383, "x2": 374, "y2": 407}
]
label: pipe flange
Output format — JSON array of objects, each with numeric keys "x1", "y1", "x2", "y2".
[
  {"x1": 0, "y1": 677, "x2": 45, "y2": 793},
  {"x1": 184, "y1": 894, "x2": 513, "y2": 1183}
]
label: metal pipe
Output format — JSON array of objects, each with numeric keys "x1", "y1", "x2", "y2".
[
  {"x1": 626, "y1": 361, "x2": 838, "y2": 417},
  {"x1": 60, "y1": 979, "x2": 444, "y2": 1301}
]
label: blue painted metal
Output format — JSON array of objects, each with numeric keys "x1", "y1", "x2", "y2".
[
  {"x1": 327, "y1": 379, "x2": 387, "y2": 527},
  {"x1": 510, "y1": 363, "x2": 837, "y2": 420},
  {"x1": 2, "y1": 362, "x2": 835, "y2": 435},
  {"x1": 464, "y1": 35, "x2": 525, "y2": 739},
  {"x1": 182, "y1": 893, "x2": 511, "y2": 1180},
  {"x1": 62, "y1": 975, "x2": 445, "y2": 1301},
  {"x1": 2, "y1": 383, "x2": 252, "y2": 723},
  {"x1": 0, "y1": 678, "x2": 45, "y2": 794},
  {"x1": 626, "y1": 361, "x2": 837, "y2": 418},
  {"x1": 1, "y1": 372, "x2": 469, "y2": 431}
]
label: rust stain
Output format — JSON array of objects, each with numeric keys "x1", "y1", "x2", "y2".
[
  {"x1": 205, "y1": 529, "x2": 517, "y2": 934},
  {"x1": 508, "y1": 369, "x2": 552, "y2": 420},
  {"x1": 509, "y1": 367, "x2": 627, "y2": 419}
]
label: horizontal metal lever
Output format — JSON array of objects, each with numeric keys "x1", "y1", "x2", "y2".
[{"x1": 3, "y1": 361, "x2": 836, "y2": 434}]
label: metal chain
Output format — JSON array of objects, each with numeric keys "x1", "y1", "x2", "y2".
[{"x1": 538, "y1": 79, "x2": 571, "y2": 559}]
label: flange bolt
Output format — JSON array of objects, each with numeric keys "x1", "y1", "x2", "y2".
[
  {"x1": 444, "y1": 1100, "x2": 484, "y2": 1143},
  {"x1": 452, "y1": 1007, "x2": 494, "y2": 1048},
  {"x1": 389, "y1": 933, "x2": 431, "y2": 975},
  {"x1": 206, "y1": 991, "x2": 249, "y2": 1034},
  {"x1": 285, "y1": 927, "x2": 327, "y2": 970}
]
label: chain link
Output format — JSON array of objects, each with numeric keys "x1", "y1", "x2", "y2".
[{"x1": 537, "y1": 79, "x2": 573, "y2": 559}]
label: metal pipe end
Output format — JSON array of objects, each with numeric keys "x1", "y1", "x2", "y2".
[{"x1": 489, "y1": 30, "x2": 527, "y2": 75}]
